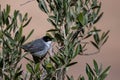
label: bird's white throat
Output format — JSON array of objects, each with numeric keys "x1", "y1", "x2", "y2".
[{"x1": 45, "y1": 41, "x2": 52, "y2": 47}]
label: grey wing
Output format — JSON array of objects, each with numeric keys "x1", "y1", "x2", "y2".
[{"x1": 22, "y1": 39, "x2": 45, "y2": 53}]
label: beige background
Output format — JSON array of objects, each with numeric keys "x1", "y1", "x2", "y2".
[{"x1": 0, "y1": 0, "x2": 120, "y2": 80}]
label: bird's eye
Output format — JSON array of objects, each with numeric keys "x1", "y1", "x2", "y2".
[{"x1": 47, "y1": 38, "x2": 50, "y2": 41}]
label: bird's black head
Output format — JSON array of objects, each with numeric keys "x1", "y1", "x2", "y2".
[{"x1": 42, "y1": 36, "x2": 53, "y2": 42}]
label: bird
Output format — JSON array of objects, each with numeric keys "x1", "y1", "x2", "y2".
[{"x1": 21, "y1": 36, "x2": 53, "y2": 63}]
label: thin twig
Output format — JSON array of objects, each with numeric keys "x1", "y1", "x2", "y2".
[
  {"x1": 79, "y1": 49, "x2": 100, "y2": 56},
  {"x1": 20, "y1": 0, "x2": 35, "y2": 6}
]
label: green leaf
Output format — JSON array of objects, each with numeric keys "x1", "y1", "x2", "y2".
[
  {"x1": 14, "y1": 31, "x2": 19, "y2": 41},
  {"x1": 0, "y1": 58, "x2": 3, "y2": 68},
  {"x1": 55, "y1": 33, "x2": 63, "y2": 41},
  {"x1": 50, "y1": 57, "x2": 59, "y2": 67},
  {"x1": 93, "y1": 29, "x2": 100, "y2": 44},
  {"x1": 101, "y1": 66, "x2": 111, "y2": 75},
  {"x1": 14, "y1": 26, "x2": 23, "y2": 41},
  {"x1": 36, "y1": 0, "x2": 39, "y2": 3},
  {"x1": 91, "y1": 41, "x2": 99, "y2": 49},
  {"x1": 53, "y1": 0, "x2": 62, "y2": 10},
  {"x1": 23, "y1": 17, "x2": 32, "y2": 27},
  {"x1": 86, "y1": 64, "x2": 94, "y2": 80},
  {"x1": 71, "y1": 26, "x2": 79, "y2": 30},
  {"x1": 49, "y1": 16, "x2": 56, "y2": 20},
  {"x1": 24, "y1": 56, "x2": 34, "y2": 63},
  {"x1": 93, "y1": 60, "x2": 99, "y2": 75},
  {"x1": 80, "y1": 76, "x2": 85, "y2": 80},
  {"x1": 89, "y1": 29, "x2": 101, "y2": 34},
  {"x1": 84, "y1": 34, "x2": 92, "y2": 39},
  {"x1": 66, "y1": 62, "x2": 77, "y2": 67},
  {"x1": 22, "y1": 13, "x2": 28, "y2": 22},
  {"x1": 102, "y1": 36, "x2": 109, "y2": 46},
  {"x1": 25, "y1": 29, "x2": 34, "y2": 41},
  {"x1": 96, "y1": 2, "x2": 101, "y2": 16},
  {"x1": 77, "y1": 13, "x2": 85, "y2": 26},
  {"x1": 39, "y1": 0, "x2": 49, "y2": 13},
  {"x1": 35, "y1": 63, "x2": 40, "y2": 72},
  {"x1": 86, "y1": 63, "x2": 95, "y2": 76},
  {"x1": 16, "y1": 64, "x2": 22, "y2": 72},
  {"x1": 19, "y1": 13, "x2": 22, "y2": 23},
  {"x1": 0, "y1": 30, "x2": 3, "y2": 38},
  {"x1": 57, "y1": 56, "x2": 65, "y2": 65},
  {"x1": 66, "y1": 75, "x2": 74, "y2": 80},
  {"x1": 47, "y1": 29, "x2": 59, "y2": 32},
  {"x1": 79, "y1": 44, "x2": 83, "y2": 53},
  {"x1": 46, "y1": 33, "x2": 54, "y2": 41},
  {"x1": 73, "y1": 44, "x2": 80, "y2": 58},
  {"x1": 91, "y1": 6, "x2": 100, "y2": 10},
  {"x1": 3, "y1": 40, "x2": 11, "y2": 50},
  {"x1": 4, "y1": 24, "x2": 12, "y2": 32},
  {"x1": 47, "y1": 18, "x2": 57, "y2": 28},
  {"x1": 66, "y1": 75, "x2": 71, "y2": 80},
  {"x1": 4, "y1": 5, "x2": 10, "y2": 21},
  {"x1": 85, "y1": 0, "x2": 90, "y2": 5},
  {"x1": 46, "y1": 63, "x2": 53, "y2": 68},
  {"x1": 101, "y1": 30, "x2": 110, "y2": 41},
  {"x1": 93, "y1": 12, "x2": 103, "y2": 24},
  {"x1": 18, "y1": 26, "x2": 23, "y2": 41},
  {"x1": 13, "y1": 10, "x2": 19, "y2": 20},
  {"x1": 65, "y1": 24, "x2": 69, "y2": 35},
  {"x1": 26, "y1": 63, "x2": 34, "y2": 73},
  {"x1": 67, "y1": 31, "x2": 73, "y2": 40},
  {"x1": 99, "y1": 66, "x2": 111, "y2": 80},
  {"x1": 55, "y1": 11, "x2": 59, "y2": 25},
  {"x1": 14, "y1": 71, "x2": 23, "y2": 79},
  {"x1": 3, "y1": 31, "x2": 14, "y2": 43},
  {"x1": 19, "y1": 36, "x2": 25, "y2": 44}
]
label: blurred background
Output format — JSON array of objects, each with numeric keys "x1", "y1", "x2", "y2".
[{"x1": 0, "y1": 0, "x2": 120, "y2": 80}]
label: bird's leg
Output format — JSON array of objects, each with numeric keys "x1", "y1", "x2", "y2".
[{"x1": 32, "y1": 55, "x2": 41, "y2": 64}]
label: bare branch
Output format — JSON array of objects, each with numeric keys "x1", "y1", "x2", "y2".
[
  {"x1": 20, "y1": 0, "x2": 35, "y2": 6},
  {"x1": 79, "y1": 49, "x2": 100, "y2": 56}
]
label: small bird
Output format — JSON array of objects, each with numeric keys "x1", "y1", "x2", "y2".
[{"x1": 21, "y1": 36, "x2": 53, "y2": 63}]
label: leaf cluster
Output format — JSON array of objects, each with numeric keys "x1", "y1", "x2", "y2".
[
  {"x1": 0, "y1": 5, "x2": 33, "y2": 80},
  {"x1": 67, "y1": 60, "x2": 111, "y2": 80},
  {"x1": 29, "y1": 0, "x2": 111, "y2": 80}
]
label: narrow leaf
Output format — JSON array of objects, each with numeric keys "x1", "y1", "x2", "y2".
[
  {"x1": 35, "y1": 63, "x2": 40, "y2": 72},
  {"x1": 91, "y1": 41, "x2": 99, "y2": 49},
  {"x1": 39, "y1": 0, "x2": 49, "y2": 13},
  {"x1": 93, "y1": 12, "x2": 103, "y2": 24},
  {"x1": 47, "y1": 29, "x2": 59, "y2": 32},
  {"x1": 25, "y1": 29, "x2": 34, "y2": 41},
  {"x1": 99, "y1": 66, "x2": 111, "y2": 79},
  {"x1": 86, "y1": 63, "x2": 95, "y2": 76},
  {"x1": 93, "y1": 60, "x2": 99, "y2": 75},
  {"x1": 86, "y1": 64, "x2": 94, "y2": 80},
  {"x1": 26, "y1": 63, "x2": 34, "y2": 73},
  {"x1": 66, "y1": 62, "x2": 77, "y2": 67},
  {"x1": 102, "y1": 36, "x2": 109, "y2": 46},
  {"x1": 93, "y1": 31, "x2": 100, "y2": 44},
  {"x1": 50, "y1": 57, "x2": 59, "y2": 67},
  {"x1": 22, "y1": 13, "x2": 28, "y2": 22},
  {"x1": 101, "y1": 30, "x2": 110, "y2": 41},
  {"x1": 77, "y1": 13, "x2": 85, "y2": 25},
  {"x1": 47, "y1": 18, "x2": 57, "y2": 27},
  {"x1": 23, "y1": 17, "x2": 32, "y2": 27},
  {"x1": 24, "y1": 56, "x2": 34, "y2": 63}
]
